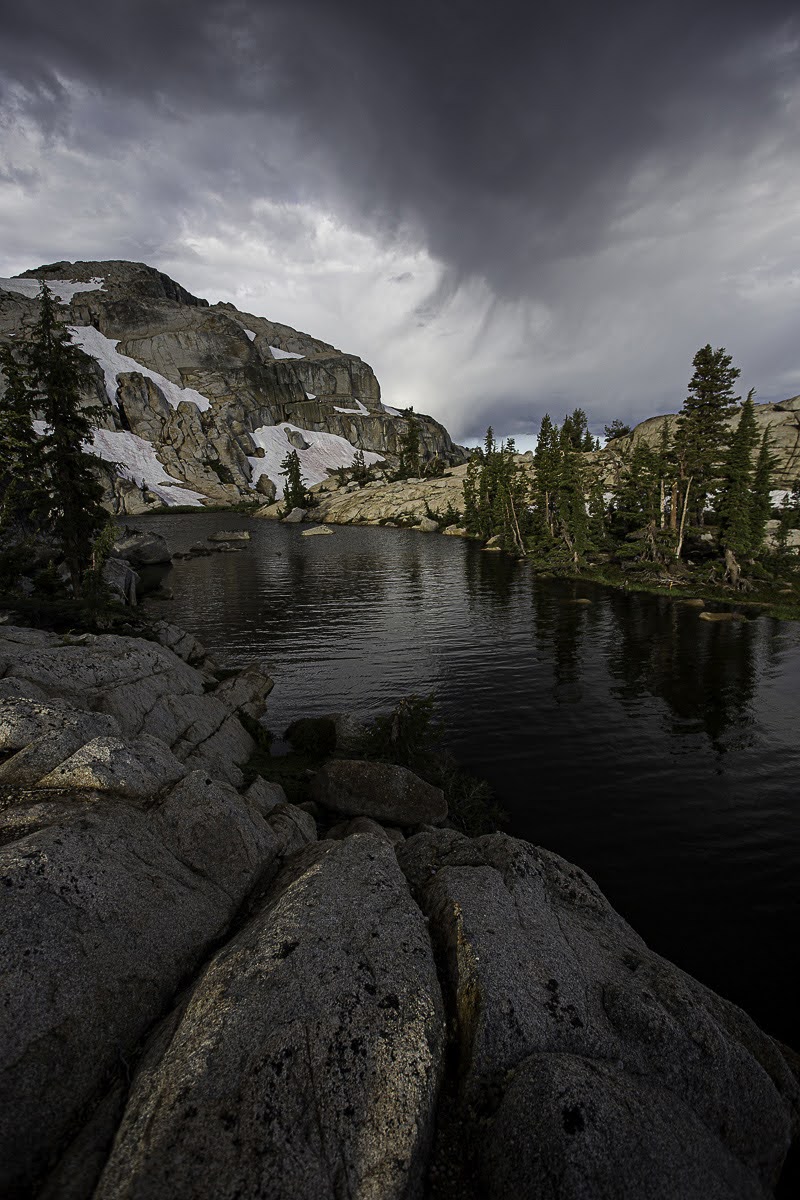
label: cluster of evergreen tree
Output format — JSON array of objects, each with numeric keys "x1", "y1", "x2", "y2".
[
  {"x1": 463, "y1": 428, "x2": 529, "y2": 551},
  {"x1": 463, "y1": 344, "x2": 791, "y2": 584},
  {"x1": 0, "y1": 282, "x2": 110, "y2": 596},
  {"x1": 526, "y1": 414, "x2": 604, "y2": 565}
]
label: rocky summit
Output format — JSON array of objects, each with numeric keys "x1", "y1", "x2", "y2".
[
  {"x1": 0, "y1": 261, "x2": 465, "y2": 514},
  {"x1": 0, "y1": 620, "x2": 798, "y2": 1198}
]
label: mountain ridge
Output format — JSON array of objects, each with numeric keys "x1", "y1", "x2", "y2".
[{"x1": 0, "y1": 260, "x2": 466, "y2": 510}]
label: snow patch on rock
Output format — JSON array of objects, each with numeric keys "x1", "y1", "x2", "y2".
[
  {"x1": 88, "y1": 429, "x2": 207, "y2": 506},
  {"x1": 244, "y1": 329, "x2": 257, "y2": 342},
  {"x1": 305, "y1": 391, "x2": 317, "y2": 400},
  {"x1": 269, "y1": 345, "x2": 304, "y2": 360},
  {"x1": 31, "y1": 419, "x2": 206, "y2": 506},
  {"x1": 248, "y1": 423, "x2": 383, "y2": 499},
  {"x1": 0, "y1": 277, "x2": 105, "y2": 302},
  {"x1": 334, "y1": 399, "x2": 369, "y2": 416},
  {"x1": 381, "y1": 403, "x2": 403, "y2": 417},
  {"x1": 68, "y1": 326, "x2": 212, "y2": 413}
]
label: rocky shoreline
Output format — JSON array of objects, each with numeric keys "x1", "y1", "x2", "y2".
[
  {"x1": 1, "y1": 619, "x2": 798, "y2": 1198},
  {"x1": 246, "y1": 465, "x2": 800, "y2": 622},
  {"x1": 254, "y1": 462, "x2": 472, "y2": 533}
]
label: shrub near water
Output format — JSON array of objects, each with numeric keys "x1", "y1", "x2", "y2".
[
  {"x1": 363, "y1": 694, "x2": 505, "y2": 836},
  {"x1": 243, "y1": 693, "x2": 504, "y2": 833}
]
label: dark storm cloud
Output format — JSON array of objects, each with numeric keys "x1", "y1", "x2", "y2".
[{"x1": 2, "y1": 0, "x2": 798, "y2": 296}]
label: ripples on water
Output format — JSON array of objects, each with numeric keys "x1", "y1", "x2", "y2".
[{"x1": 142, "y1": 513, "x2": 800, "y2": 1041}]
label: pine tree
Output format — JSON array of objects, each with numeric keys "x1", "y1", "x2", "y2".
[
  {"x1": 562, "y1": 407, "x2": 594, "y2": 452},
  {"x1": 717, "y1": 390, "x2": 759, "y2": 557},
  {"x1": 604, "y1": 419, "x2": 631, "y2": 441},
  {"x1": 280, "y1": 449, "x2": 310, "y2": 512},
  {"x1": 0, "y1": 345, "x2": 41, "y2": 530},
  {"x1": 396, "y1": 410, "x2": 421, "y2": 479},
  {"x1": 749, "y1": 430, "x2": 776, "y2": 555},
  {"x1": 554, "y1": 424, "x2": 590, "y2": 564},
  {"x1": 461, "y1": 429, "x2": 528, "y2": 550},
  {"x1": 462, "y1": 449, "x2": 483, "y2": 535},
  {"x1": 352, "y1": 448, "x2": 370, "y2": 485},
  {"x1": 0, "y1": 282, "x2": 108, "y2": 594},
  {"x1": 613, "y1": 438, "x2": 661, "y2": 534},
  {"x1": 532, "y1": 413, "x2": 560, "y2": 539},
  {"x1": 654, "y1": 420, "x2": 674, "y2": 531},
  {"x1": 674, "y1": 344, "x2": 740, "y2": 522}
]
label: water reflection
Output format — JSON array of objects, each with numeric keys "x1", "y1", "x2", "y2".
[
  {"x1": 602, "y1": 591, "x2": 762, "y2": 754},
  {"x1": 137, "y1": 513, "x2": 800, "y2": 1042},
  {"x1": 463, "y1": 544, "x2": 519, "y2": 609},
  {"x1": 530, "y1": 587, "x2": 591, "y2": 706}
]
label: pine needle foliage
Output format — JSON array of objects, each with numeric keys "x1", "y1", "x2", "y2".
[
  {"x1": 675, "y1": 344, "x2": 740, "y2": 520},
  {"x1": 463, "y1": 428, "x2": 529, "y2": 550},
  {"x1": 717, "y1": 390, "x2": 759, "y2": 557},
  {"x1": 280, "y1": 448, "x2": 311, "y2": 512},
  {"x1": 395, "y1": 409, "x2": 421, "y2": 480},
  {"x1": 749, "y1": 430, "x2": 777, "y2": 554},
  {"x1": 0, "y1": 281, "x2": 108, "y2": 594}
]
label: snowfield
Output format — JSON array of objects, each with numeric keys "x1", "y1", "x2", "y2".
[
  {"x1": 68, "y1": 326, "x2": 212, "y2": 412},
  {"x1": 269, "y1": 345, "x2": 304, "y2": 360},
  {"x1": 0, "y1": 277, "x2": 106, "y2": 302},
  {"x1": 381, "y1": 403, "x2": 403, "y2": 417},
  {"x1": 88, "y1": 429, "x2": 207, "y2": 506},
  {"x1": 31, "y1": 421, "x2": 206, "y2": 506},
  {"x1": 248, "y1": 423, "x2": 383, "y2": 499},
  {"x1": 334, "y1": 399, "x2": 370, "y2": 415}
]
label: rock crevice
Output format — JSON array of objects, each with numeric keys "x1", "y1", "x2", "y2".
[{"x1": 0, "y1": 622, "x2": 797, "y2": 1199}]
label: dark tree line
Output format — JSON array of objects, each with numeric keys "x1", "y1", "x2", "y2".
[
  {"x1": 464, "y1": 344, "x2": 796, "y2": 586},
  {"x1": 0, "y1": 282, "x2": 110, "y2": 596}
]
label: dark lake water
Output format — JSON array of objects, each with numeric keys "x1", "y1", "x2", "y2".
[{"x1": 141, "y1": 512, "x2": 799, "y2": 1044}]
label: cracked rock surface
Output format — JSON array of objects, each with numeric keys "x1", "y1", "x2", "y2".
[
  {"x1": 0, "y1": 623, "x2": 797, "y2": 1199},
  {"x1": 94, "y1": 837, "x2": 445, "y2": 1200},
  {"x1": 397, "y1": 829, "x2": 799, "y2": 1199}
]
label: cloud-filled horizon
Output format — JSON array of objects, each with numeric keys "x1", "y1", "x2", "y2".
[{"x1": 1, "y1": 0, "x2": 799, "y2": 442}]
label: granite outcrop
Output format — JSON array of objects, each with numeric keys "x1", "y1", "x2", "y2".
[
  {"x1": 0, "y1": 621, "x2": 797, "y2": 1198},
  {"x1": 0, "y1": 261, "x2": 466, "y2": 516}
]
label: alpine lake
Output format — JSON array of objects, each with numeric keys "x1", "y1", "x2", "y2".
[{"x1": 139, "y1": 511, "x2": 800, "y2": 1047}]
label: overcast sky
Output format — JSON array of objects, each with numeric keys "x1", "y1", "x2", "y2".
[{"x1": 1, "y1": 0, "x2": 798, "y2": 445}]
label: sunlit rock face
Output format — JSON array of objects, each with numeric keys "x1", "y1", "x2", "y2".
[
  {"x1": 596, "y1": 402, "x2": 800, "y2": 492},
  {"x1": 0, "y1": 260, "x2": 466, "y2": 511}
]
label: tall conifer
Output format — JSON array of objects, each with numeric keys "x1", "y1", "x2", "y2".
[
  {"x1": 396, "y1": 410, "x2": 421, "y2": 479},
  {"x1": 749, "y1": 431, "x2": 776, "y2": 554},
  {"x1": 717, "y1": 390, "x2": 759, "y2": 557},
  {"x1": 280, "y1": 448, "x2": 310, "y2": 511},
  {"x1": 0, "y1": 282, "x2": 108, "y2": 593},
  {"x1": 675, "y1": 344, "x2": 740, "y2": 521}
]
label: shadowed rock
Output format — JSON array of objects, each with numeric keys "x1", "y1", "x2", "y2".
[
  {"x1": 112, "y1": 527, "x2": 172, "y2": 565},
  {"x1": 0, "y1": 625, "x2": 258, "y2": 787},
  {"x1": 0, "y1": 786, "x2": 278, "y2": 1197},
  {"x1": 93, "y1": 836, "x2": 446, "y2": 1200},
  {"x1": 311, "y1": 758, "x2": 447, "y2": 826},
  {"x1": 36, "y1": 733, "x2": 186, "y2": 798},
  {"x1": 397, "y1": 829, "x2": 799, "y2": 1199}
]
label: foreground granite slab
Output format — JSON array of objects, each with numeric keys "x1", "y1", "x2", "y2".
[
  {"x1": 398, "y1": 830, "x2": 799, "y2": 1199},
  {"x1": 0, "y1": 622, "x2": 796, "y2": 1198},
  {"x1": 93, "y1": 836, "x2": 446, "y2": 1200}
]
